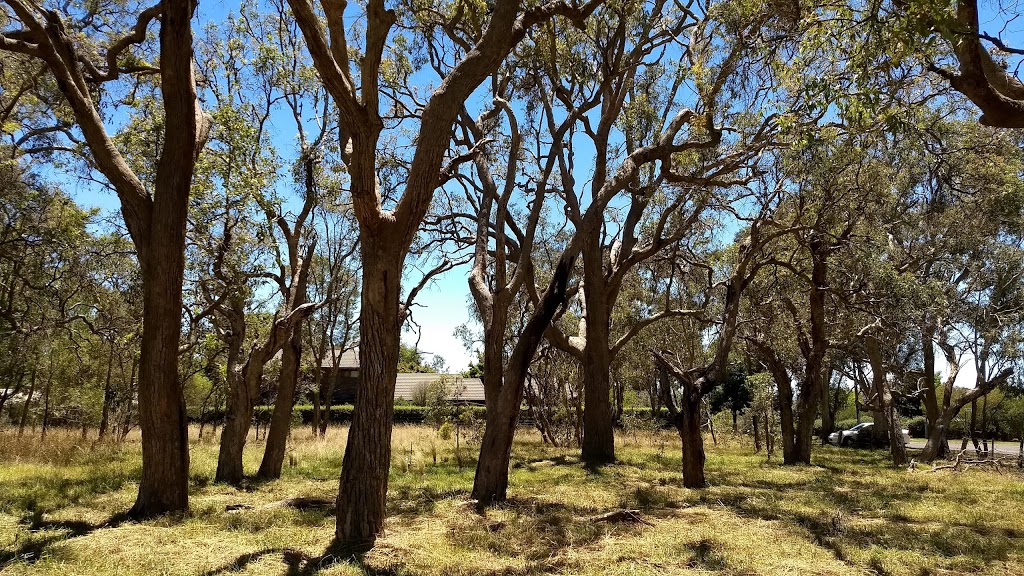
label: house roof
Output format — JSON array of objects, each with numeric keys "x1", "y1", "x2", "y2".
[
  {"x1": 322, "y1": 347, "x2": 360, "y2": 370},
  {"x1": 394, "y1": 373, "x2": 486, "y2": 403}
]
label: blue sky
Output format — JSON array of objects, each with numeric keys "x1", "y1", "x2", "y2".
[{"x1": 65, "y1": 0, "x2": 1022, "y2": 382}]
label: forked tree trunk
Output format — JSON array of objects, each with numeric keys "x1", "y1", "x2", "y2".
[
  {"x1": 215, "y1": 366, "x2": 258, "y2": 485},
  {"x1": 471, "y1": 256, "x2": 576, "y2": 506},
  {"x1": 920, "y1": 414, "x2": 953, "y2": 461},
  {"x1": 334, "y1": 247, "x2": 402, "y2": 554},
  {"x1": 470, "y1": 305, "x2": 515, "y2": 505},
  {"x1": 258, "y1": 326, "x2": 303, "y2": 479},
  {"x1": 792, "y1": 236, "x2": 828, "y2": 464},
  {"x1": 757, "y1": 348, "x2": 796, "y2": 464},
  {"x1": 472, "y1": 373, "x2": 523, "y2": 505},
  {"x1": 319, "y1": 365, "x2": 340, "y2": 437}
]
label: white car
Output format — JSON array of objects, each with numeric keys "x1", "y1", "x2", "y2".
[{"x1": 828, "y1": 422, "x2": 910, "y2": 447}]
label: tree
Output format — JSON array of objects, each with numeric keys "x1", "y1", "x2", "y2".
[
  {"x1": 1, "y1": 0, "x2": 210, "y2": 516},
  {"x1": 282, "y1": 0, "x2": 603, "y2": 551},
  {"x1": 708, "y1": 365, "x2": 752, "y2": 432}
]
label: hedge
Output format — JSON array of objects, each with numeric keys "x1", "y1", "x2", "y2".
[{"x1": 244, "y1": 404, "x2": 671, "y2": 425}]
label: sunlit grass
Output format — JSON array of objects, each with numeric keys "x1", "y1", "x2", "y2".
[{"x1": 1, "y1": 425, "x2": 1022, "y2": 575}]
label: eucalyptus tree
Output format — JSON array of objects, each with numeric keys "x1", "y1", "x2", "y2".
[
  {"x1": 876, "y1": 117, "x2": 1024, "y2": 461},
  {"x1": 893, "y1": 0, "x2": 1024, "y2": 127},
  {"x1": 0, "y1": 0, "x2": 209, "y2": 516},
  {"x1": 281, "y1": 0, "x2": 605, "y2": 551},
  {"x1": 304, "y1": 204, "x2": 360, "y2": 438},
  {"x1": 446, "y1": 0, "x2": 782, "y2": 498},
  {"x1": 743, "y1": 127, "x2": 935, "y2": 465},
  {"x1": 184, "y1": 4, "x2": 337, "y2": 485},
  {"x1": 535, "y1": 0, "x2": 771, "y2": 465}
]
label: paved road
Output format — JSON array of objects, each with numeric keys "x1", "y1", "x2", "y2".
[{"x1": 906, "y1": 440, "x2": 1021, "y2": 457}]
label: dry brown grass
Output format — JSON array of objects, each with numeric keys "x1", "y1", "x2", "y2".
[{"x1": 1, "y1": 425, "x2": 1023, "y2": 575}]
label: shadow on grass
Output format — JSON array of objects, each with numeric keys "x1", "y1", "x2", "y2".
[
  {"x1": 198, "y1": 543, "x2": 404, "y2": 576},
  {"x1": 0, "y1": 511, "x2": 131, "y2": 568},
  {"x1": 695, "y1": 453, "x2": 1021, "y2": 569},
  {"x1": 446, "y1": 496, "x2": 644, "y2": 565}
]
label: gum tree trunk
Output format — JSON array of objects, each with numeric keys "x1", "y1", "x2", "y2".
[
  {"x1": 581, "y1": 339, "x2": 615, "y2": 464},
  {"x1": 99, "y1": 340, "x2": 115, "y2": 439},
  {"x1": 676, "y1": 387, "x2": 706, "y2": 488},
  {"x1": 580, "y1": 238, "x2": 615, "y2": 465},
  {"x1": 17, "y1": 362, "x2": 37, "y2": 436},
  {"x1": 258, "y1": 320, "x2": 303, "y2": 479},
  {"x1": 131, "y1": 230, "x2": 192, "y2": 515},
  {"x1": 472, "y1": 255, "x2": 576, "y2": 506},
  {"x1": 334, "y1": 245, "x2": 402, "y2": 554},
  {"x1": 215, "y1": 347, "x2": 260, "y2": 485}
]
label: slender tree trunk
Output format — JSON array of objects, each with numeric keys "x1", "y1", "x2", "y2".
[
  {"x1": 318, "y1": 357, "x2": 343, "y2": 437},
  {"x1": 311, "y1": 385, "x2": 322, "y2": 437},
  {"x1": 819, "y1": 365, "x2": 834, "y2": 445},
  {"x1": 18, "y1": 362, "x2": 38, "y2": 436},
  {"x1": 40, "y1": 350, "x2": 54, "y2": 440},
  {"x1": 120, "y1": 357, "x2": 139, "y2": 442},
  {"x1": 752, "y1": 413, "x2": 762, "y2": 452},
  {"x1": 99, "y1": 339, "x2": 115, "y2": 440},
  {"x1": 969, "y1": 398, "x2": 981, "y2": 454},
  {"x1": 334, "y1": 248, "x2": 402, "y2": 554},
  {"x1": 258, "y1": 328, "x2": 303, "y2": 479}
]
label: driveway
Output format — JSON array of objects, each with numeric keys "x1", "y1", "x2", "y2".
[{"x1": 906, "y1": 440, "x2": 1021, "y2": 457}]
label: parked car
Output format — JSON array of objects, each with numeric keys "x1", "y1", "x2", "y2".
[{"x1": 828, "y1": 422, "x2": 910, "y2": 447}]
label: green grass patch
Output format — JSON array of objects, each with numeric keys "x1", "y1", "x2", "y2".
[{"x1": 1, "y1": 426, "x2": 1022, "y2": 575}]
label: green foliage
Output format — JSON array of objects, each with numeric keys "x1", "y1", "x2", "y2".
[{"x1": 398, "y1": 344, "x2": 437, "y2": 373}]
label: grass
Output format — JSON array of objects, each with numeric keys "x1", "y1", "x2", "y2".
[{"x1": 1, "y1": 425, "x2": 1023, "y2": 575}]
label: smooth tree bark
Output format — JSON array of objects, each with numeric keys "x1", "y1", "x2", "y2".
[
  {"x1": 924, "y1": 0, "x2": 1024, "y2": 127},
  {"x1": 0, "y1": 0, "x2": 210, "y2": 516}
]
